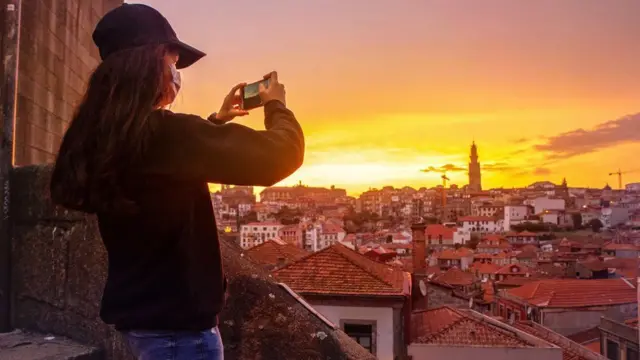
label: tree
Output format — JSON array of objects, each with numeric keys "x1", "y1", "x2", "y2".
[
  {"x1": 571, "y1": 213, "x2": 583, "y2": 229},
  {"x1": 589, "y1": 219, "x2": 604, "y2": 233}
]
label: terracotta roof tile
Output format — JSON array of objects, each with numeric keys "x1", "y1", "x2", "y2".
[
  {"x1": 273, "y1": 244, "x2": 409, "y2": 296},
  {"x1": 434, "y1": 268, "x2": 475, "y2": 286},
  {"x1": 497, "y1": 277, "x2": 538, "y2": 287},
  {"x1": 411, "y1": 306, "x2": 464, "y2": 338},
  {"x1": 603, "y1": 243, "x2": 639, "y2": 251},
  {"x1": 412, "y1": 307, "x2": 533, "y2": 347},
  {"x1": 515, "y1": 321, "x2": 601, "y2": 360},
  {"x1": 506, "y1": 279, "x2": 637, "y2": 308},
  {"x1": 425, "y1": 224, "x2": 455, "y2": 239},
  {"x1": 246, "y1": 240, "x2": 309, "y2": 267},
  {"x1": 471, "y1": 262, "x2": 501, "y2": 275},
  {"x1": 566, "y1": 327, "x2": 601, "y2": 344},
  {"x1": 495, "y1": 264, "x2": 533, "y2": 275}
]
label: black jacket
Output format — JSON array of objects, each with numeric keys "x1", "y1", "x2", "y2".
[{"x1": 97, "y1": 100, "x2": 304, "y2": 330}]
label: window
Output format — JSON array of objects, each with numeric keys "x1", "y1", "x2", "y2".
[
  {"x1": 606, "y1": 340, "x2": 619, "y2": 360},
  {"x1": 344, "y1": 323, "x2": 374, "y2": 354},
  {"x1": 629, "y1": 349, "x2": 639, "y2": 360}
]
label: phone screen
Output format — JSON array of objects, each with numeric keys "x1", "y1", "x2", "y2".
[{"x1": 242, "y1": 78, "x2": 271, "y2": 110}]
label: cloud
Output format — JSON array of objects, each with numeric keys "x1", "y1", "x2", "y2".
[
  {"x1": 533, "y1": 167, "x2": 551, "y2": 176},
  {"x1": 534, "y1": 113, "x2": 640, "y2": 159},
  {"x1": 482, "y1": 162, "x2": 516, "y2": 172},
  {"x1": 421, "y1": 164, "x2": 466, "y2": 173}
]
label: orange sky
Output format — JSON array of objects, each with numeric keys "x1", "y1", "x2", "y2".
[{"x1": 138, "y1": 0, "x2": 640, "y2": 196}]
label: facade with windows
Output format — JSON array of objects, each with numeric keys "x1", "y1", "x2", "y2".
[
  {"x1": 239, "y1": 222, "x2": 284, "y2": 249},
  {"x1": 599, "y1": 317, "x2": 638, "y2": 360}
]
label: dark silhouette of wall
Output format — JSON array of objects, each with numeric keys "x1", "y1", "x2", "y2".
[{"x1": 10, "y1": 0, "x2": 121, "y2": 165}]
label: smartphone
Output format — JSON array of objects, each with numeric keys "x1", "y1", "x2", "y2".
[{"x1": 241, "y1": 77, "x2": 271, "y2": 110}]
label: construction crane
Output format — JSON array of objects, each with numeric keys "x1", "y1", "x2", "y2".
[{"x1": 609, "y1": 168, "x2": 640, "y2": 189}]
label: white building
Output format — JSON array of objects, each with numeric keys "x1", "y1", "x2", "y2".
[
  {"x1": 532, "y1": 197, "x2": 565, "y2": 215},
  {"x1": 453, "y1": 228, "x2": 471, "y2": 245},
  {"x1": 459, "y1": 216, "x2": 502, "y2": 234},
  {"x1": 626, "y1": 182, "x2": 640, "y2": 192},
  {"x1": 503, "y1": 205, "x2": 530, "y2": 231},
  {"x1": 601, "y1": 207, "x2": 632, "y2": 229},
  {"x1": 240, "y1": 222, "x2": 284, "y2": 249},
  {"x1": 302, "y1": 221, "x2": 347, "y2": 252}
]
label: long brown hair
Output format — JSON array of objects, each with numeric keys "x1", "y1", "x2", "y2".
[{"x1": 51, "y1": 44, "x2": 171, "y2": 214}]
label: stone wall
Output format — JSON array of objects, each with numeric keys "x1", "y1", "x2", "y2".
[
  {"x1": 9, "y1": 165, "x2": 376, "y2": 360},
  {"x1": 10, "y1": 0, "x2": 122, "y2": 165}
]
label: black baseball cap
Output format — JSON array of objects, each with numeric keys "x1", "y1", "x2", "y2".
[{"x1": 92, "y1": 3, "x2": 206, "y2": 69}]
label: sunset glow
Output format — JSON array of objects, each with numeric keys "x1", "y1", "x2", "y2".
[{"x1": 140, "y1": 0, "x2": 640, "y2": 195}]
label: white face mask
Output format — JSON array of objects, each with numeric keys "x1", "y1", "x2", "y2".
[{"x1": 169, "y1": 63, "x2": 181, "y2": 91}]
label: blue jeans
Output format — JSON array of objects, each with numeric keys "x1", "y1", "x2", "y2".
[{"x1": 123, "y1": 327, "x2": 224, "y2": 360}]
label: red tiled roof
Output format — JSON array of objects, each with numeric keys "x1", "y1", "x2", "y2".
[
  {"x1": 434, "y1": 268, "x2": 475, "y2": 286},
  {"x1": 437, "y1": 249, "x2": 462, "y2": 260},
  {"x1": 246, "y1": 240, "x2": 309, "y2": 267},
  {"x1": 603, "y1": 243, "x2": 639, "y2": 251},
  {"x1": 495, "y1": 264, "x2": 533, "y2": 275},
  {"x1": 516, "y1": 250, "x2": 537, "y2": 259},
  {"x1": 412, "y1": 307, "x2": 532, "y2": 347},
  {"x1": 471, "y1": 262, "x2": 501, "y2": 274},
  {"x1": 497, "y1": 277, "x2": 538, "y2": 287},
  {"x1": 515, "y1": 321, "x2": 600, "y2": 360},
  {"x1": 273, "y1": 244, "x2": 409, "y2": 297},
  {"x1": 506, "y1": 279, "x2": 637, "y2": 308},
  {"x1": 566, "y1": 327, "x2": 601, "y2": 344},
  {"x1": 578, "y1": 257, "x2": 607, "y2": 272},
  {"x1": 425, "y1": 224, "x2": 454, "y2": 240},
  {"x1": 321, "y1": 222, "x2": 345, "y2": 234}
]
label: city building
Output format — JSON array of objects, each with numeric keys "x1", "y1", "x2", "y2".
[
  {"x1": 459, "y1": 215, "x2": 502, "y2": 234},
  {"x1": 240, "y1": 222, "x2": 285, "y2": 249},
  {"x1": 496, "y1": 279, "x2": 638, "y2": 336}
]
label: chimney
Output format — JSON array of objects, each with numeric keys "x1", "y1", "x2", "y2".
[{"x1": 411, "y1": 223, "x2": 427, "y2": 273}]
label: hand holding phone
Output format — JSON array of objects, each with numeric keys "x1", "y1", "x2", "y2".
[{"x1": 241, "y1": 71, "x2": 286, "y2": 110}]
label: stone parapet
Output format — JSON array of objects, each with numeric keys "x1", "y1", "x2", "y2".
[{"x1": 8, "y1": 165, "x2": 375, "y2": 360}]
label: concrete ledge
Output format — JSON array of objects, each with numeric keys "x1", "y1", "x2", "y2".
[{"x1": 0, "y1": 330, "x2": 102, "y2": 360}]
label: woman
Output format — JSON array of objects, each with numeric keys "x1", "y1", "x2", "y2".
[{"x1": 50, "y1": 4, "x2": 304, "y2": 360}]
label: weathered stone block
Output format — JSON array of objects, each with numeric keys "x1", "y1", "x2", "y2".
[
  {"x1": 0, "y1": 330, "x2": 102, "y2": 360},
  {"x1": 65, "y1": 220, "x2": 107, "y2": 318},
  {"x1": 11, "y1": 165, "x2": 85, "y2": 223},
  {"x1": 12, "y1": 224, "x2": 68, "y2": 308}
]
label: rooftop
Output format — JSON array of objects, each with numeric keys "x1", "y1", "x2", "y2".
[
  {"x1": 245, "y1": 239, "x2": 309, "y2": 268},
  {"x1": 433, "y1": 268, "x2": 476, "y2": 287},
  {"x1": 273, "y1": 243, "x2": 409, "y2": 297},
  {"x1": 411, "y1": 306, "x2": 551, "y2": 348},
  {"x1": 505, "y1": 278, "x2": 637, "y2": 308},
  {"x1": 514, "y1": 321, "x2": 607, "y2": 360}
]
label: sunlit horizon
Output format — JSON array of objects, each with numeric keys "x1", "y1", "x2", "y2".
[{"x1": 139, "y1": 0, "x2": 640, "y2": 194}]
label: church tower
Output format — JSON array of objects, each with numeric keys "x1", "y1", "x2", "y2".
[{"x1": 468, "y1": 141, "x2": 482, "y2": 192}]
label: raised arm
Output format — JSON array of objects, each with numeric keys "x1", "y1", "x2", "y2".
[{"x1": 146, "y1": 100, "x2": 304, "y2": 186}]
